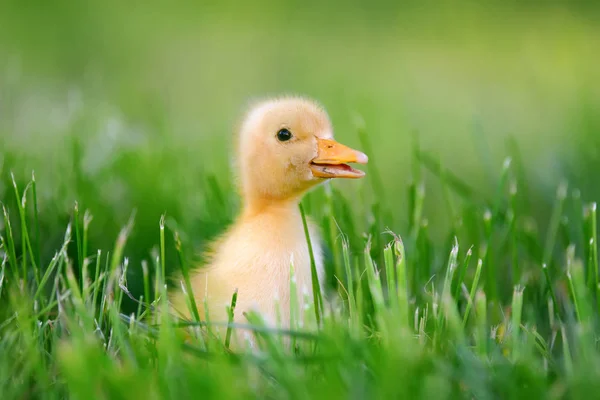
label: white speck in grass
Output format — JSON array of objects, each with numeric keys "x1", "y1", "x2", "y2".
[
  {"x1": 414, "y1": 308, "x2": 420, "y2": 331},
  {"x1": 291, "y1": 275, "x2": 297, "y2": 284},
  {"x1": 514, "y1": 285, "x2": 525, "y2": 294},
  {"x1": 590, "y1": 238, "x2": 595, "y2": 246},
  {"x1": 9, "y1": 172, "x2": 18, "y2": 194},
  {"x1": 484, "y1": 210, "x2": 492, "y2": 222},
  {"x1": 451, "y1": 241, "x2": 459, "y2": 257},
  {"x1": 557, "y1": 182, "x2": 568, "y2": 200},
  {"x1": 509, "y1": 180, "x2": 518, "y2": 196},
  {"x1": 491, "y1": 325, "x2": 498, "y2": 339},
  {"x1": 592, "y1": 203, "x2": 597, "y2": 213},
  {"x1": 84, "y1": 210, "x2": 93, "y2": 228},
  {"x1": 502, "y1": 157, "x2": 512, "y2": 171}
]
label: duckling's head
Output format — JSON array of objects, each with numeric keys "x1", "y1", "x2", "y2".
[{"x1": 235, "y1": 96, "x2": 368, "y2": 209}]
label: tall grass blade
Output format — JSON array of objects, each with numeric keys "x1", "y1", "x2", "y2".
[
  {"x1": 299, "y1": 202, "x2": 323, "y2": 324},
  {"x1": 463, "y1": 259, "x2": 483, "y2": 327},
  {"x1": 586, "y1": 203, "x2": 598, "y2": 312},
  {"x1": 31, "y1": 171, "x2": 41, "y2": 273},
  {"x1": 1, "y1": 204, "x2": 18, "y2": 281},
  {"x1": 510, "y1": 286, "x2": 524, "y2": 362},
  {"x1": 225, "y1": 289, "x2": 238, "y2": 350},
  {"x1": 543, "y1": 182, "x2": 568, "y2": 267}
]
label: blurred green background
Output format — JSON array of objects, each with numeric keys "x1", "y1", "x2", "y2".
[{"x1": 1, "y1": 1, "x2": 599, "y2": 298}]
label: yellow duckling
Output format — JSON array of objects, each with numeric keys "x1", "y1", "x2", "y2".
[{"x1": 170, "y1": 96, "x2": 367, "y2": 333}]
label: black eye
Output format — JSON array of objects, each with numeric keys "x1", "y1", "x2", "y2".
[{"x1": 276, "y1": 128, "x2": 293, "y2": 142}]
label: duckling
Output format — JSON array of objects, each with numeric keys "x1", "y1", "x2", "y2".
[{"x1": 170, "y1": 96, "x2": 367, "y2": 335}]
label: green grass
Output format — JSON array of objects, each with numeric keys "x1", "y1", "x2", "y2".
[
  {"x1": 1, "y1": 2, "x2": 600, "y2": 398},
  {"x1": 1, "y1": 141, "x2": 600, "y2": 399}
]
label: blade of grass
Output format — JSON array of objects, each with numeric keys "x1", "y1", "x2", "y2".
[
  {"x1": 463, "y1": 259, "x2": 483, "y2": 327},
  {"x1": 341, "y1": 237, "x2": 359, "y2": 335},
  {"x1": 73, "y1": 202, "x2": 83, "y2": 286},
  {"x1": 141, "y1": 260, "x2": 151, "y2": 313},
  {"x1": 324, "y1": 183, "x2": 342, "y2": 281},
  {"x1": 31, "y1": 171, "x2": 41, "y2": 275},
  {"x1": 560, "y1": 324, "x2": 573, "y2": 378},
  {"x1": 510, "y1": 286, "x2": 524, "y2": 362},
  {"x1": 10, "y1": 173, "x2": 30, "y2": 283},
  {"x1": 509, "y1": 180, "x2": 519, "y2": 286},
  {"x1": 82, "y1": 210, "x2": 92, "y2": 276},
  {"x1": 0, "y1": 254, "x2": 5, "y2": 299},
  {"x1": 541, "y1": 263, "x2": 558, "y2": 318},
  {"x1": 586, "y1": 203, "x2": 598, "y2": 312},
  {"x1": 225, "y1": 289, "x2": 238, "y2": 350},
  {"x1": 173, "y1": 230, "x2": 200, "y2": 323},
  {"x1": 34, "y1": 224, "x2": 71, "y2": 299},
  {"x1": 299, "y1": 202, "x2": 323, "y2": 324},
  {"x1": 543, "y1": 182, "x2": 568, "y2": 268},
  {"x1": 384, "y1": 242, "x2": 395, "y2": 307},
  {"x1": 2, "y1": 204, "x2": 19, "y2": 281},
  {"x1": 454, "y1": 247, "x2": 473, "y2": 300},
  {"x1": 159, "y1": 215, "x2": 166, "y2": 285},
  {"x1": 474, "y1": 290, "x2": 487, "y2": 357},
  {"x1": 393, "y1": 236, "x2": 409, "y2": 329},
  {"x1": 91, "y1": 250, "x2": 103, "y2": 316},
  {"x1": 567, "y1": 245, "x2": 592, "y2": 325}
]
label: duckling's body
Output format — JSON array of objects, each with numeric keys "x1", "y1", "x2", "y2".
[
  {"x1": 169, "y1": 96, "x2": 367, "y2": 336},
  {"x1": 173, "y1": 201, "x2": 323, "y2": 326}
]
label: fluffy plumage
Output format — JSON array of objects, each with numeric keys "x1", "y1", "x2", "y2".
[{"x1": 169, "y1": 96, "x2": 367, "y2": 338}]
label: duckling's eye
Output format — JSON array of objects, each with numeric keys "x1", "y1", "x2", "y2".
[{"x1": 276, "y1": 128, "x2": 293, "y2": 142}]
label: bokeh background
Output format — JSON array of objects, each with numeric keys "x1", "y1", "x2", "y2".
[{"x1": 1, "y1": 1, "x2": 599, "y2": 304}]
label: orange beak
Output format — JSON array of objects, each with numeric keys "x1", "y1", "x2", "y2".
[{"x1": 310, "y1": 138, "x2": 368, "y2": 179}]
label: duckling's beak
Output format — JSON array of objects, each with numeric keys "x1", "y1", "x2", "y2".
[{"x1": 310, "y1": 138, "x2": 368, "y2": 179}]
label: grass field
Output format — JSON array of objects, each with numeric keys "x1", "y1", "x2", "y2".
[{"x1": 1, "y1": 1, "x2": 600, "y2": 399}]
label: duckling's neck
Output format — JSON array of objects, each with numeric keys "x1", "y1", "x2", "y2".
[{"x1": 241, "y1": 195, "x2": 302, "y2": 221}]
